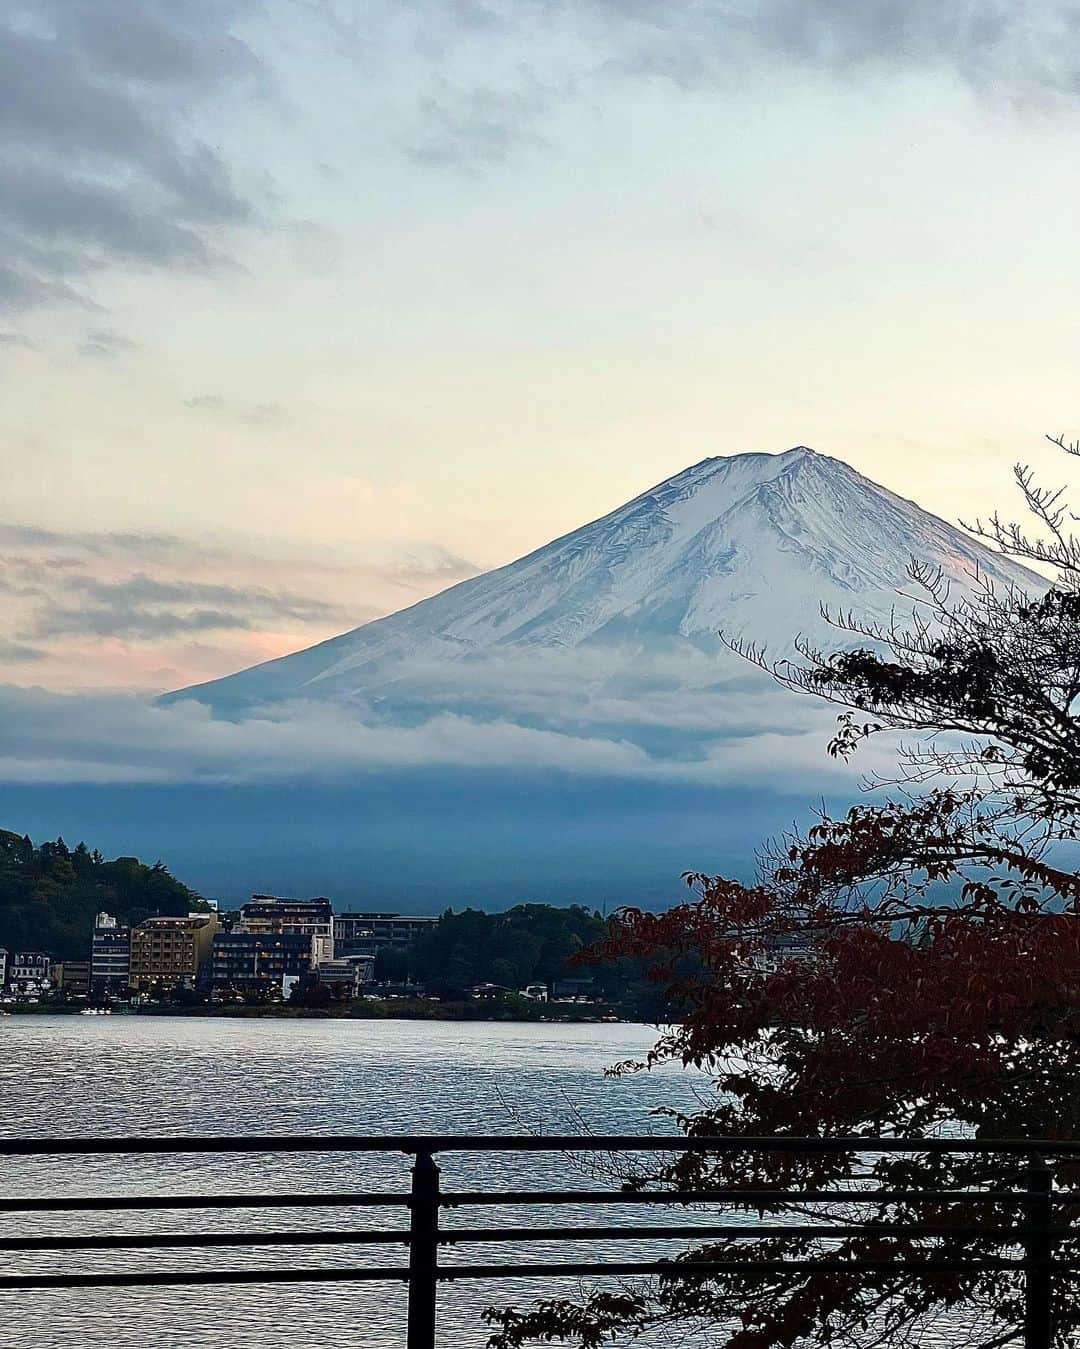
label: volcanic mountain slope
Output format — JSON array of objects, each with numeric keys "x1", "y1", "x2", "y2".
[{"x1": 170, "y1": 448, "x2": 1041, "y2": 723}]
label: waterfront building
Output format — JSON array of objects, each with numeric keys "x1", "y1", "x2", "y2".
[
  {"x1": 311, "y1": 932, "x2": 334, "y2": 967},
  {"x1": 0, "y1": 947, "x2": 6, "y2": 990},
  {"x1": 553, "y1": 977, "x2": 596, "y2": 1001},
  {"x1": 52, "y1": 960, "x2": 90, "y2": 996},
  {"x1": 333, "y1": 912, "x2": 437, "y2": 957},
  {"x1": 9, "y1": 951, "x2": 52, "y2": 996},
  {"x1": 315, "y1": 955, "x2": 373, "y2": 996},
  {"x1": 209, "y1": 931, "x2": 318, "y2": 997},
  {"x1": 90, "y1": 912, "x2": 131, "y2": 995},
  {"x1": 129, "y1": 913, "x2": 220, "y2": 992}
]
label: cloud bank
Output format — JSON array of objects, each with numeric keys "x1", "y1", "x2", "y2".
[{"x1": 0, "y1": 657, "x2": 894, "y2": 793}]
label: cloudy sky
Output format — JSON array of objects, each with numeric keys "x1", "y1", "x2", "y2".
[{"x1": 4, "y1": 0, "x2": 1080, "y2": 694}]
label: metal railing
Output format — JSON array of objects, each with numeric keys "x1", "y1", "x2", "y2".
[{"x1": 0, "y1": 1135, "x2": 1076, "y2": 1349}]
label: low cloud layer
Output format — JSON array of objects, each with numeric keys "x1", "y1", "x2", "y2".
[
  {"x1": 0, "y1": 625, "x2": 902, "y2": 790},
  {"x1": 0, "y1": 679, "x2": 879, "y2": 791}
]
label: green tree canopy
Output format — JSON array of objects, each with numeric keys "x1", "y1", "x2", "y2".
[
  {"x1": 406, "y1": 904, "x2": 606, "y2": 994},
  {"x1": 0, "y1": 829, "x2": 207, "y2": 959}
]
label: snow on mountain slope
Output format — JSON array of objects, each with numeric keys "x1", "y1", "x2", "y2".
[{"x1": 169, "y1": 448, "x2": 1041, "y2": 728}]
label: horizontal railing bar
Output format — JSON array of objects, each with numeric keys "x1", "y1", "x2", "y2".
[
  {"x1": 5, "y1": 1258, "x2": 1080, "y2": 1292},
  {"x1": 440, "y1": 1188, "x2": 1042, "y2": 1207},
  {"x1": 0, "y1": 1193, "x2": 410, "y2": 1214},
  {"x1": 0, "y1": 1229, "x2": 412, "y2": 1252},
  {"x1": 0, "y1": 1268, "x2": 412, "y2": 1291},
  {"x1": 0, "y1": 1135, "x2": 1078, "y2": 1157}
]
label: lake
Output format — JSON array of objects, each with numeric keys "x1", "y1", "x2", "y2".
[{"x1": 0, "y1": 1015, "x2": 705, "y2": 1348}]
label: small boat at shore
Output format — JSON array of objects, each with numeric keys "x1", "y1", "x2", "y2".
[{"x1": 79, "y1": 1007, "x2": 112, "y2": 1016}]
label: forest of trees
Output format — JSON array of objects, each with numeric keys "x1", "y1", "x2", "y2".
[
  {"x1": 373, "y1": 903, "x2": 672, "y2": 1014},
  {"x1": 0, "y1": 829, "x2": 207, "y2": 960}
]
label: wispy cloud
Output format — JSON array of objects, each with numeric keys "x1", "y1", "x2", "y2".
[
  {"x1": 77, "y1": 327, "x2": 138, "y2": 359},
  {"x1": 30, "y1": 572, "x2": 347, "y2": 640},
  {"x1": 182, "y1": 393, "x2": 296, "y2": 429},
  {"x1": 405, "y1": 78, "x2": 554, "y2": 169},
  {"x1": 0, "y1": 518, "x2": 480, "y2": 690},
  {"x1": 0, "y1": 639, "x2": 46, "y2": 664},
  {"x1": 366, "y1": 0, "x2": 1080, "y2": 172}
]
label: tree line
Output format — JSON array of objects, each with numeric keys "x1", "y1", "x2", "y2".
[
  {"x1": 0, "y1": 830, "x2": 207, "y2": 959},
  {"x1": 375, "y1": 903, "x2": 671, "y2": 1014}
]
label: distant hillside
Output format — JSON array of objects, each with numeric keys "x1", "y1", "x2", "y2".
[{"x1": 0, "y1": 830, "x2": 207, "y2": 960}]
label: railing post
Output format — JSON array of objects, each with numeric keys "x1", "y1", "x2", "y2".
[
  {"x1": 1023, "y1": 1155, "x2": 1053, "y2": 1349},
  {"x1": 407, "y1": 1149, "x2": 440, "y2": 1349}
]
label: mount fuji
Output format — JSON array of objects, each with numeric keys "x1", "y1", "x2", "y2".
[
  {"x1": 8, "y1": 448, "x2": 1046, "y2": 905},
  {"x1": 170, "y1": 447, "x2": 1040, "y2": 746}
]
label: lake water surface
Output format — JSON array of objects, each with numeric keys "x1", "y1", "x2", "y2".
[{"x1": 0, "y1": 1015, "x2": 704, "y2": 1348}]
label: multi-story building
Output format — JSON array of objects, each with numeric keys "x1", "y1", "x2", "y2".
[
  {"x1": 236, "y1": 896, "x2": 333, "y2": 944},
  {"x1": 9, "y1": 951, "x2": 51, "y2": 996},
  {"x1": 333, "y1": 912, "x2": 437, "y2": 957},
  {"x1": 90, "y1": 912, "x2": 130, "y2": 995},
  {"x1": 315, "y1": 955, "x2": 374, "y2": 997},
  {"x1": 0, "y1": 947, "x2": 7, "y2": 990},
  {"x1": 129, "y1": 913, "x2": 219, "y2": 992},
  {"x1": 209, "y1": 932, "x2": 318, "y2": 997},
  {"x1": 51, "y1": 960, "x2": 90, "y2": 996}
]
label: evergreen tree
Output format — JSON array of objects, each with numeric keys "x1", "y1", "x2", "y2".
[{"x1": 0, "y1": 830, "x2": 207, "y2": 958}]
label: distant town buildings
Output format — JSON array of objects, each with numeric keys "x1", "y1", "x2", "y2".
[
  {"x1": 90, "y1": 912, "x2": 131, "y2": 995},
  {"x1": 236, "y1": 896, "x2": 334, "y2": 941},
  {"x1": 313, "y1": 956, "x2": 373, "y2": 998},
  {"x1": 334, "y1": 912, "x2": 437, "y2": 957},
  {"x1": 0, "y1": 894, "x2": 441, "y2": 1006},
  {"x1": 8, "y1": 951, "x2": 50, "y2": 996},
  {"x1": 52, "y1": 960, "x2": 90, "y2": 996},
  {"x1": 129, "y1": 913, "x2": 219, "y2": 992},
  {"x1": 206, "y1": 896, "x2": 339, "y2": 998},
  {"x1": 210, "y1": 931, "x2": 318, "y2": 995}
]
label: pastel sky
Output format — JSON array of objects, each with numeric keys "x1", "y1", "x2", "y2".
[{"x1": 4, "y1": 0, "x2": 1080, "y2": 692}]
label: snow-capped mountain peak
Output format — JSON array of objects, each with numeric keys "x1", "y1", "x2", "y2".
[{"x1": 169, "y1": 448, "x2": 1040, "y2": 717}]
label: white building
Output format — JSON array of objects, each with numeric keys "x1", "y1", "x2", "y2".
[{"x1": 9, "y1": 951, "x2": 51, "y2": 996}]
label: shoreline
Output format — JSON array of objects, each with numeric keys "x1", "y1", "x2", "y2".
[{"x1": 3, "y1": 998, "x2": 632, "y2": 1024}]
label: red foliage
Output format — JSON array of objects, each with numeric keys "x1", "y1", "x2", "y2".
[{"x1": 486, "y1": 804, "x2": 1080, "y2": 1348}]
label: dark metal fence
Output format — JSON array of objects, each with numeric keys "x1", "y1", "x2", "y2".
[{"x1": 0, "y1": 1135, "x2": 1076, "y2": 1349}]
